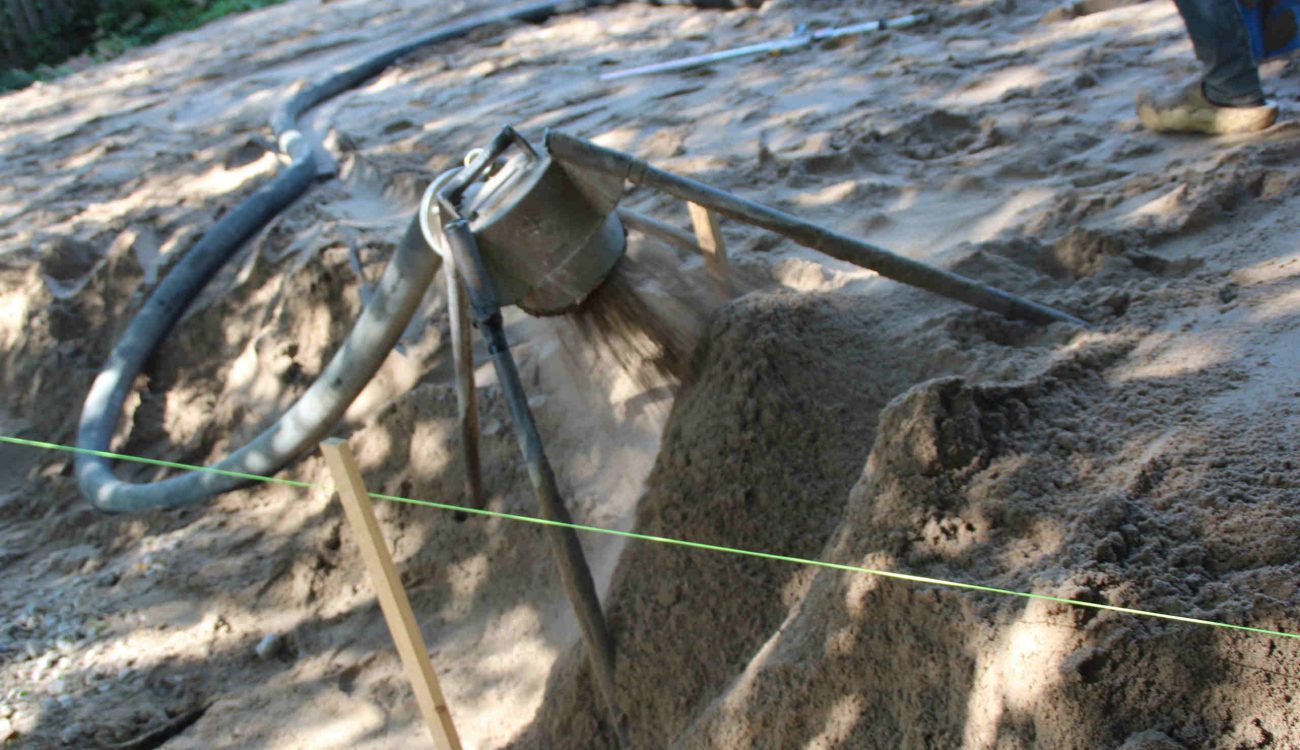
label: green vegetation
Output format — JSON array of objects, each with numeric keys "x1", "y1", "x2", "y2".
[{"x1": 1, "y1": 0, "x2": 289, "y2": 92}]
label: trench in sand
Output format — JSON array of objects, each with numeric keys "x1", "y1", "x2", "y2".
[{"x1": 2, "y1": 0, "x2": 1300, "y2": 747}]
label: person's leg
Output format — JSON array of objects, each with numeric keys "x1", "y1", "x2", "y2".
[
  {"x1": 1136, "y1": 0, "x2": 1277, "y2": 133},
  {"x1": 1172, "y1": 0, "x2": 1265, "y2": 106}
]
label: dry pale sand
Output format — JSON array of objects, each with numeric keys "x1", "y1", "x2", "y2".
[{"x1": 1, "y1": 0, "x2": 1299, "y2": 748}]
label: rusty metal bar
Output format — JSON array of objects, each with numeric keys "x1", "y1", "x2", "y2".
[{"x1": 687, "y1": 201, "x2": 729, "y2": 280}]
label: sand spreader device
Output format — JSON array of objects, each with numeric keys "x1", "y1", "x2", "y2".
[
  {"x1": 67, "y1": 118, "x2": 1087, "y2": 747},
  {"x1": 409, "y1": 125, "x2": 1085, "y2": 744},
  {"x1": 68, "y1": 7, "x2": 1086, "y2": 743}
]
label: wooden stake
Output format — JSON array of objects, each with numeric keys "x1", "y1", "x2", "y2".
[
  {"x1": 320, "y1": 439, "x2": 463, "y2": 750},
  {"x1": 687, "y1": 201, "x2": 729, "y2": 277}
]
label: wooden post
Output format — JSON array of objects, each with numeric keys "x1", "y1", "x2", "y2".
[
  {"x1": 687, "y1": 201, "x2": 728, "y2": 278},
  {"x1": 320, "y1": 439, "x2": 463, "y2": 750}
]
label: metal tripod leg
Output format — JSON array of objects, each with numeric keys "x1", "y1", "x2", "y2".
[
  {"x1": 445, "y1": 258, "x2": 484, "y2": 513},
  {"x1": 441, "y1": 219, "x2": 631, "y2": 749}
]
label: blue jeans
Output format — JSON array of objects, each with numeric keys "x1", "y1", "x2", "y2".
[{"x1": 1173, "y1": 0, "x2": 1265, "y2": 105}]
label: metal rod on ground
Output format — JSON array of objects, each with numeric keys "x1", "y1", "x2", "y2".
[
  {"x1": 440, "y1": 219, "x2": 632, "y2": 750},
  {"x1": 445, "y1": 260, "x2": 484, "y2": 514},
  {"x1": 547, "y1": 131, "x2": 1087, "y2": 328},
  {"x1": 599, "y1": 12, "x2": 930, "y2": 81},
  {"x1": 319, "y1": 439, "x2": 464, "y2": 750}
]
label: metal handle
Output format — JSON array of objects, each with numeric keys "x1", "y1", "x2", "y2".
[{"x1": 437, "y1": 126, "x2": 538, "y2": 219}]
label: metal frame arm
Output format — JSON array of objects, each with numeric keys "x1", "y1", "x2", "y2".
[
  {"x1": 441, "y1": 219, "x2": 631, "y2": 749},
  {"x1": 546, "y1": 131, "x2": 1087, "y2": 328}
]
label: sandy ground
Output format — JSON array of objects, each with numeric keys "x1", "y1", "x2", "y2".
[{"x1": 1, "y1": 0, "x2": 1299, "y2": 747}]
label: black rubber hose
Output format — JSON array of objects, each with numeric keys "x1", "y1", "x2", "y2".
[
  {"x1": 271, "y1": 1, "x2": 613, "y2": 168},
  {"x1": 75, "y1": 0, "x2": 616, "y2": 512}
]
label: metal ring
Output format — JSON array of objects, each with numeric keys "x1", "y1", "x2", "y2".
[{"x1": 419, "y1": 167, "x2": 464, "y2": 259}]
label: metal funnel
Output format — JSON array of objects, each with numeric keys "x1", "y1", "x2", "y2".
[{"x1": 458, "y1": 138, "x2": 626, "y2": 316}]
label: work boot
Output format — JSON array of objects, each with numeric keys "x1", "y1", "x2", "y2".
[{"x1": 1136, "y1": 82, "x2": 1278, "y2": 134}]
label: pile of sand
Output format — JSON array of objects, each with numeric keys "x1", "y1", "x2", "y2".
[{"x1": 1, "y1": 0, "x2": 1298, "y2": 747}]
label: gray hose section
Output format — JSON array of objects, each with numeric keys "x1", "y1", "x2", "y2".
[
  {"x1": 75, "y1": 0, "x2": 611, "y2": 513},
  {"x1": 76, "y1": 218, "x2": 439, "y2": 512}
]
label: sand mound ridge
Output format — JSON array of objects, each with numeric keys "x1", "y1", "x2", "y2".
[{"x1": 1, "y1": 0, "x2": 1299, "y2": 747}]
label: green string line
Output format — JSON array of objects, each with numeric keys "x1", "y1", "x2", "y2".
[
  {"x1": 4, "y1": 434, "x2": 1298, "y2": 641},
  {"x1": 3, "y1": 436, "x2": 319, "y2": 490}
]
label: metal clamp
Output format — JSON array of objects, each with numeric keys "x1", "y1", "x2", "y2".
[{"x1": 437, "y1": 126, "x2": 538, "y2": 221}]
